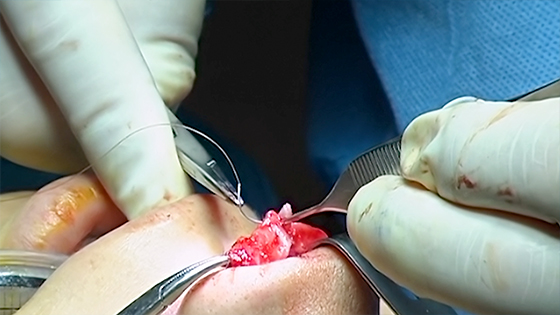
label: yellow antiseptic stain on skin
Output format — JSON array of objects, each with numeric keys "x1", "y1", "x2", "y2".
[{"x1": 32, "y1": 186, "x2": 99, "y2": 248}]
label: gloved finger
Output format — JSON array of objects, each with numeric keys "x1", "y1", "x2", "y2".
[
  {"x1": 347, "y1": 175, "x2": 560, "y2": 315},
  {"x1": 0, "y1": 16, "x2": 87, "y2": 173},
  {"x1": 400, "y1": 97, "x2": 560, "y2": 224},
  {"x1": 117, "y1": 0, "x2": 205, "y2": 108},
  {"x1": 0, "y1": 0, "x2": 205, "y2": 173},
  {"x1": 0, "y1": 0, "x2": 193, "y2": 218},
  {"x1": 0, "y1": 173, "x2": 127, "y2": 255}
]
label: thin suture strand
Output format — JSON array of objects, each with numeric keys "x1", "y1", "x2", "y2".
[
  {"x1": 173, "y1": 123, "x2": 243, "y2": 199},
  {"x1": 1, "y1": 123, "x2": 174, "y2": 202},
  {"x1": 174, "y1": 124, "x2": 262, "y2": 224},
  {"x1": 1, "y1": 120, "x2": 256, "y2": 226}
]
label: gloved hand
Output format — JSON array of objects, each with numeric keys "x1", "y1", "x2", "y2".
[
  {"x1": 0, "y1": 0, "x2": 206, "y2": 219},
  {"x1": 347, "y1": 96, "x2": 560, "y2": 315}
]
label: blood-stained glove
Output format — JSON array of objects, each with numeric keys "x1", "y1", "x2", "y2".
[
  {"x1": 0, "y1": 0, "x2": 206, "y2": 218},
  {"x1": 347, "y1": 95, "x2": 560, "y2": 315}
]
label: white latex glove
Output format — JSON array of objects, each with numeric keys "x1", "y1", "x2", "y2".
[
  {"x1": 0, "y1": 0, "x2": 206, "y2": 219},
  {"x1": 347, "y1": 96, "x2": 560, "y2": 315}
]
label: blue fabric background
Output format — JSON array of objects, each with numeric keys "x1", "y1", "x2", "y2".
[
  {"x1": 306, "y1": 1, "x2": 559, "y2": 314},
  {"x1": 1, "y1": 1, "x2": 558, "y2": 314},
  {"x1": 308, "y1": 0, "x2": 560, "y2": 188},
  {"x1": 352, "y1": 0, "x2": 560, "y2": 130}
]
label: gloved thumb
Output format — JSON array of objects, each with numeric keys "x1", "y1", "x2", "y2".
[
  {"x1": 400, "y1": 97, "x2": 560, "y2": 224},
  {"x1": 0, "y1": 1, "x2": 193, "y2": 218},
  {"x1": 347, "y1": 175, "x2": 560, "y2": 315}
]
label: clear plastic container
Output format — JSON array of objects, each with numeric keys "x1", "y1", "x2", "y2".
[{"x1": 0, "y1": 250, "x2": 68, "y2": 315}]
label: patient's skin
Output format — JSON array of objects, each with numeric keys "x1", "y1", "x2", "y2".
[
  {"x1": 0, "y1": 174, "x2": 126, "y2": 252},
  {"x1": 2, "y1": 175, "x2": 378, "y2": 315},
  {"x1": 180, "y1": 247, "x2": 374, "y2": 315}
]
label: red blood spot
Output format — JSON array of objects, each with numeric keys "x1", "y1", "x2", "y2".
[
  {"x1": 497, "y1": 187, "x2": 514, "y2": 197},
  {"x1": 227, "y1": 205, "x2": 328, "y2": 267},
  {"x1": 457, "y1": 175, "x2": 476, "y2": 189}
]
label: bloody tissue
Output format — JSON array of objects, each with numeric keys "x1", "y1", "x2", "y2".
[{"x1": 227, "y1": 204, "x2": 328, "y2": 267}]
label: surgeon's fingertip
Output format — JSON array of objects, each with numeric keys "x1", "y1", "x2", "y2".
[
  {"x1": 400, "y1": 110, "x2": 441, "y2": 191},
  {"x1": 144, "y1": 43, "x2": 197, "y2": 106},
  {"x1": 400, "y1": 112, "x2": 436, "y2": 173}
]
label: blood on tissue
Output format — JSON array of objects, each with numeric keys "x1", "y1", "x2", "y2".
[{"x1": 227, "y1": 203, "x2": 328, "y2": 267}]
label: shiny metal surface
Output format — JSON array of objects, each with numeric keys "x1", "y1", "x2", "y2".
[
  {"x1": 313, "y1": 235, "x2": 457, "y2": 315},
  {"x1": 286, "y1": 136, "x2": 401, "y2": 222},
  {"x1": 117, "y1": 255, "x2": 230, "y2": 315},
  {"x1": 287, "y1": 78, "x2": 560, "y2": 223},
  {"x1": 0, "y1": 250, "x2": 68, "y2": 315},
  {"x1": 298, "y1": 78, "x2": 560, "y2": 314},
  {"x1": 1, "y1": 80, "x2": 556, "y2": 314},
  {"x1": 167, "y1": 108, "x2": 244, "y2": 207}
]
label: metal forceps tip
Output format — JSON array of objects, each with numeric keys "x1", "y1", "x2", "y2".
[
  {"x1": 117, "y1": 255, "x2": 230, "y2": 315},
  {"x1": 166, "y1": 109, "x2": 244, "y2": 207}
]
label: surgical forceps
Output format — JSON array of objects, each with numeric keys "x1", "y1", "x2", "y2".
[
  {"x1": 118, "y1": 80, "x2": 560, "y2": 315},
  {"x1": 166, "y1": 109, "x2": 244, "y2": 207},
  {"x1": 117, "y1": 111, "x2": 241, "y2": 315},
  {"x1": 116, "y1": 255, "x2": 230, "y2": 315},
  {"x1": 285, "y1": 77, "x2": 560, "y2": 223}
]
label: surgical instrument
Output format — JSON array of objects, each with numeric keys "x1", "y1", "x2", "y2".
[
  {"x1": 285, "y1": 77, "x2": 560, "y2": 223},
  {"x1": 0, "y1": 250, "x2": 68, "y2": 315},
  {"x1": 116, "y1": 255, "x2": 230, "y2": 315},
  {"x1": 286, "y1": 135, "x2": 401, "y2": 223},
  {"x1": 313, "y1": 234, "x2": 458, "y2": 315},
  {"x1": 166, "y1": 108, "x2": 244, "y2": 208}
]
